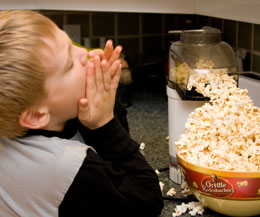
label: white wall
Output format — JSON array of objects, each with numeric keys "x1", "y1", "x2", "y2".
[
  {"x1": 195, "y1": 0, "x2": 260, "y2": 25},
  {"x1": 0, "y1": 0, "x2": 195, "y2": 14},
  {"x1": 1, "y1": 0, "x2": 260, "y2": 24}
]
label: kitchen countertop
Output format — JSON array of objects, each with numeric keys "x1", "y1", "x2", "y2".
[{"x1": 119, "y1": 85, "x2": 228, "y2": 217}]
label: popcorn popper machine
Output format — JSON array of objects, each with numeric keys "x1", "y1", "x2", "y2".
[{"x1": 167, "y1": 27, "x2": 238, "y2": 184}]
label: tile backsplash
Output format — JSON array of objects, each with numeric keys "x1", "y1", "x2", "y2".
[{"x1": 41, "y1": 10, "x2": 260, "y2": 74}]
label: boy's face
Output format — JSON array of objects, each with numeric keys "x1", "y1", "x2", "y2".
[{"x1": 41, "y1": 27, "x2": 88, "y2": 130}]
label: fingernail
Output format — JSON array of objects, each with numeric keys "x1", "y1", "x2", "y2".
[
  {"x1": 118, "y1": 45, "x2": 123, "y2": 51},
  {"x1": 89, "y1": 51, "x2": 95, "y2": 56}
]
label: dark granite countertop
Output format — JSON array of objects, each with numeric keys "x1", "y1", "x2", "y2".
[{"x1": 119, "y1": 86, "x2": 228, "y2": 217}]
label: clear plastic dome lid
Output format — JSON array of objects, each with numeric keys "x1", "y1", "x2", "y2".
[{"x1": 168, "y1": 27, "x2": 238, "y2": 100}]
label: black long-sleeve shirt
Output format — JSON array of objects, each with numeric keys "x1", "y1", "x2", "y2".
[{"x1": 27, "y1": 104, "x2": 164, "y2": 217}]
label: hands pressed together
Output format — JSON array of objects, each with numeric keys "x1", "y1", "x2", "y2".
[{"x1": 78, "y1": 40, "x2": 122, "y2": 129}]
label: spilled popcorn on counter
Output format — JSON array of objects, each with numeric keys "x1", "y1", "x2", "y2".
[
  {"x1": 181, "y1": 181, "x2": 192, "y2": 197},
  {"x1": 166, "y1": 187, "x2": 177, "y2": 196},
  {"x1": 181, "y1": 188, "x2": 192, "y2": 197},
  {"x1": 139, "y1": 142, "x2": 146, "y2": 150},
  {"x1": 176, "y1": 69, "x2": 260, "y2": 171},
  {"x1": 172, "y1": 201, "x2": 205, "y2": 217},
  {"x1": 181, "y1": 181, "x2": 189, "y2": 189},
  {"x1": 159, "y1": 181, "x2": 164, "y2": 191}
]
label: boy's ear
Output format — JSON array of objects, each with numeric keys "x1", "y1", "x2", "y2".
[{"x1": 19, "y1": 106, "x2": 50, "y2": 129}]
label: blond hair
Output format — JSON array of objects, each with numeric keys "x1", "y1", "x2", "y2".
[{"x1": 0, "y1": 10, "x2": 56, "y2": 138}]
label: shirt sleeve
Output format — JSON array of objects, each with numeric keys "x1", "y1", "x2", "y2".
[{"x1": 58, "y1": 118, "x2": 164, "y2": 217}]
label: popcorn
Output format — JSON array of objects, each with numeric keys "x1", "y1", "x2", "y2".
[
  {"x1": 188, "y1": 202, "x2": 204, "y2": 216},
  {"x1": 181, "y1": 181, "x2": 192, "y2": 197},
  {"x1": 166, "y1": 187, "x2": 177, "y2": 196},
  {"x1": 181, "y1": 188, "x2": 192, "y2": 197},
  {"x1": 172, "y1": 210, "x2": 182, "y2": 217},
  {"x1": 139, "y1": 142, "x2": 145, "y2": 150},
  {"x1": 181, "y1": 181, "x2": 189, "y2": 189},
  {"x1": 176, "y1": 69, "x2": 260, "y2": 172},
  {"x1": 155, "y1": 169, "x2": 160, "y2": 175},
  {"x1": 172, "y1": 201, "x2": 205, "y2": 217},
  {"x1": 173, "y1": 203, "x2": 188, "y2": 216},
  {"x1": 159, "y1": 181, "x2": 164, "y2": 191}
]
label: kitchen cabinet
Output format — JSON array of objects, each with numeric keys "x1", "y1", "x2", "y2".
[
  {"x1": 0, "y1": 0, "x2": 195, "y2": 14},
  {"x1": 196, "y1": 0, "x2": 260, "y2": 25}
]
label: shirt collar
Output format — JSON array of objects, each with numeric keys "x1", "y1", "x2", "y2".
[{"x1": 25, "y1": 118, "x2": 78, "y2": 139}]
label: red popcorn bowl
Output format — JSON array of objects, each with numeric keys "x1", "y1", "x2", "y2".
[{"x1": 177, "y1": 154, "x2": 260, "y2": 216}]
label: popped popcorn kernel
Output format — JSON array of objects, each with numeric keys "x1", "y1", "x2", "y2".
[
  {"x1": 155, "y1": 169, "x2": 160, "y2": 175},
  {"x1": 172, "y1": 201, "x2": 205, "y2": 217},
  {"x1": 139, "y1": 142, "x2": 146, "y2": 150},
  {"x1": 166, "y1": 187, "x2": 177, "y2": 196},
  {"x1": 159, "y1": 181, "x2": 164, "y2": 191}
]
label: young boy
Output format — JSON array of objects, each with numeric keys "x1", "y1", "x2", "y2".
[{"x1": 0, "y1": 10, "x2": 163, "y2": 217}]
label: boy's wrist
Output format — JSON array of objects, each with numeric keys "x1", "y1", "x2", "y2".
[
  {"x1": 78, "y1": 117, "x2": 128, "y2": 149},
  {"x1": 80, "y1": 116, "x2": 121, "y2": 136},
  {"x1": 87, "y1": 115, "x2": 114, "y2": 130}
]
